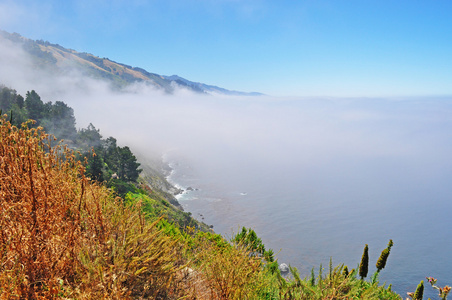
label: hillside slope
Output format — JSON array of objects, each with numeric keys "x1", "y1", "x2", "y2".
[{"x1": 0, "y1": 30, "x2": 262, "y2": 96}]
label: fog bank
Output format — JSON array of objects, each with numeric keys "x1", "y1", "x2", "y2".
[
  {"x1": 2, "y1": 33, "x2": 452, "y2": 195},
  {"x1": 2, "y1": 33, "x2": 452, "y2": 194}
]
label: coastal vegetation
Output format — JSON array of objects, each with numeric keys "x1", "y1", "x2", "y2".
[{"x1": 0, "y1": 86, "x2": 450, "y2": 299}]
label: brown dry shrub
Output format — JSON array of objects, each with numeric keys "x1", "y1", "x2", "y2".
[{"x1": 0, "y1": 117, "x2": 187, "y2": 299}]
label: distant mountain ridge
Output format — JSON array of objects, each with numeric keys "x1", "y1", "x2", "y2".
[
  {"x1": 162, "y1": 75, "x2": 263, "y2": 96},
  {"x1": 0, "y1": 30, "x2": 262, "y2": 96}
]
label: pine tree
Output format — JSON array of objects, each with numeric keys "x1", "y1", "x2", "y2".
[
  {"x1": 25, "y1": 90, "x2": 45, "y2": 121},
  {"x1": 47, "y1": 101, "x2": 77, "y2": 140},
  {"x1": 78, "y1": 123, "x2": 102, "y2": 148},
  {"x1": 86, "y1": 150, "x2": 105, "y2": 182},
  {"x1": 117, "y1": 146, "x2": 141, "y2": 182}
]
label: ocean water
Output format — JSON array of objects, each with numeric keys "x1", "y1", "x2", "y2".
[
  {"x1": 71, "y1": 91, "x2": 452, "y2": 298},
  {"x1": 163, "y1": 97, "x2": 452, "y2": 298}
]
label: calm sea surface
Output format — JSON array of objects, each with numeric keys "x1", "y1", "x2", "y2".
[
  {"x1": 163, "y1": 98, "x2": 452, "y2": 299},
  {"x1": 76, "y1": 93, "x2": 452, "y2": 298}
]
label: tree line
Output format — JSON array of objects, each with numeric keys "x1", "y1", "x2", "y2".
[{"x1": 0, "y1": 85, "x2": 141, "y2": 196}]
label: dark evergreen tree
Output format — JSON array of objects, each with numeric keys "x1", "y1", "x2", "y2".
[
  {"x1": 103, "y1": 137, "x2": 120, "y2": 171},
  {"x1": 47, "y1": 101, "x2": 77, "y2": 140},
  {"x1": 117, "y1": 146, "x2": 141, "y2": 182},
  {"x1": 78, "y1": 123, "x2": 102, "y2": 148},
  {"x1": 85, "y1": 150, "x2": 104, "y2": 182},
  {"x1": 9, "y1": 103, "x2": 28, "y2": 126},
  {"x1": 25, "y1": 90, "x2": 45, "y2": 121},
  {"x1": 15, "y1": 94, "x2": 24, "y2": 109},
  {"x1": 0, "y1": 86, "x2": 27, "y2": 126},
  {"x1": 0, "y1": 86, "x2": 15, "y2": 111},
  {"x1": 108, "y1": 179, "x2": 137, "y2": 197}
]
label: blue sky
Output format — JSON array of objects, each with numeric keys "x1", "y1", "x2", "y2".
[{"x1": 0, "y1": 0, "x2": 451, "y2": 97}]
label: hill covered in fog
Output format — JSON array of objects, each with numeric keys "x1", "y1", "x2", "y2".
[{"x1": 0, "y1": 30, "x2": 262, "y2": 96}]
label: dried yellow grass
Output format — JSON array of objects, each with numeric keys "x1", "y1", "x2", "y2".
[{"x1": 0, "y1": 117, "x2": 187, "y2": 299}]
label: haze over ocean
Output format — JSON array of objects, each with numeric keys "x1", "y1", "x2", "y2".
[{"x1": 160, "y1": 96, "x2": 452, "y2": 298}]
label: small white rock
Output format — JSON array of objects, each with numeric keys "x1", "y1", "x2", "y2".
[{"x1": 279, "y1": 263, "x2": 289, "y2": 274}]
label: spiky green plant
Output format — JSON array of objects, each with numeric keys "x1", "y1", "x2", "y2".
[
  {"x1": 376, "y1": 239, "x2": 393, "y2": 272},
  {"x1": 310, "y1": 267, "x2": 316, "y2": 286},
  {"x1": 359, "y1": 244, "x2": 369, "y2": 279},
  {"x1": 343, "y1": 266, "x2": 349, "y2": 277},
  {"x1": 413, "y1": 280, "x2": 424, "y2": 300}
]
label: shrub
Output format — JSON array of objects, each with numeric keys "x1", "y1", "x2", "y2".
[
  {"x1": 191, "y1": 233, "x2": 265, "y2": 299},
  {"x1": 0, "y1": 116, "x2": 186, "y2": 299}
]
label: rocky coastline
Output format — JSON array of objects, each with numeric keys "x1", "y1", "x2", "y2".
[{"x1": 137, "y1": 155, "x2": 184, "y2": 209}]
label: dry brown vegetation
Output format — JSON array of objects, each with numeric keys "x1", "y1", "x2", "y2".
[{"x1": 0, "y1": 117, "x2": 187, "y2": 299}]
